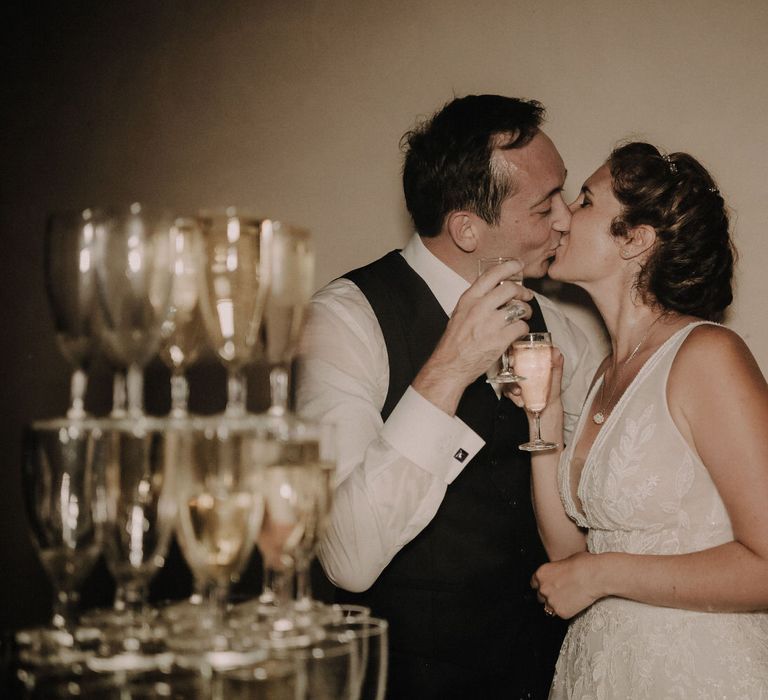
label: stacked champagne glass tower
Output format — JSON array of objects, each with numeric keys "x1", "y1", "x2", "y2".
[{"x1": 18, "y1": 205, "x2": 388, "y2": 699}]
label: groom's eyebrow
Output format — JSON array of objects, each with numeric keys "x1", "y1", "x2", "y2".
[{"x1": 530, "y1": 171, "x2": 568, "y2": 209}]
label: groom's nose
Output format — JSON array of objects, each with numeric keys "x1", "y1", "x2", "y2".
[{"x1": 551, "y1": 191, "x2": 571, "y2": 233}]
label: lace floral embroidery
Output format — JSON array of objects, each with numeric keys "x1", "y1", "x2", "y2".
[{"x1": 553, "y1": 323, "x2": 768, "y2": 699}]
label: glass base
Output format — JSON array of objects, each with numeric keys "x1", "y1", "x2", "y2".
[
  {"x1": 19, "y1": 659, "x2": 210, "y2": 697},
  {"x1": 519, "y1": 439, "x2": 559, "y2": 452},
  {"x1": 86, "y1": 649, "x2": 174, "y2": 673},
  {"x1": 486, "y1": 371, "x2": 525, "y2": 384},
  {"x1": 15, "y1": 625, "x2": 101, "y2": 666},
  {"x1": 81, "y1": 603, "x2": 160, "y2": 630},
  {"x1": 301, "y1": 601, "x2": 371, "y2": 626},
  {"x1": 229, "y1": 595, "x2": 279, "y2": 626},
  {"x1": 165, "y1": 610, "x2": 265, "y2": 661},
  {"x1": 158, "y1": 595, "x2": 205, "y2": 626}
]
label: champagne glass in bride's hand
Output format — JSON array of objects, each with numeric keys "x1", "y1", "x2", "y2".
[
  {"x1": 513, "y1": 332, "x2": 559, "y2": 451},
  {"x1": 198, "y1": 209, "x2": 273, "y2": 416},
  {"x1": 94, "y1": 204, "x2": 177, "y2": 417},
  {"x1": 263, "y1": 222, "x2": 314, "y2": 419},
  {"x1": 477, "y1": 257, "x2": 526, "y2": 383},
  {"x1": 44, "y1": 210, "x2": 101, "y2": 418}
]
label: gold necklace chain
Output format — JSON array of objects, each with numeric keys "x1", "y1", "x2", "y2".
[{"x1": 592, "y1": 316, "x2": 662, "y2": 425}]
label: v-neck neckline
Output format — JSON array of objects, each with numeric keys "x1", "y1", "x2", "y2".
[{"x1": 563, "y1": 322, "x2": 705, "y2": 526}]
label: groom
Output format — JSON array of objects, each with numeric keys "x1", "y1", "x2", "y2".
[{"x1": 297, "y1": 95, "x2": 599, "y2": 698}]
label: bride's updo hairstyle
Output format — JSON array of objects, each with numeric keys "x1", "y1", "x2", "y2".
[{"x1": 607, "y1": 141, "x2": 735, "y2": 321}]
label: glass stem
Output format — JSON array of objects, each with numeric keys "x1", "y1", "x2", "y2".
[
  {"x1": 111, "y1": 370, "x2": 127, "y2": 417},
  {"x1": 268, "y1": 564, "x2": 293, "y2": 611},
  {"x1": 268, "y1": 364, "x2": 290, "y2": 416},
  {"x1": 51, "y1": 588, "x2": 79, "y2": 635},
  {"x1": 126, "y1": 364, "x2": 144, "y2": 417},
  {"x1": 113, "y1": 581, "x2": 128, "y2": 612},
  {"x1": 501, "y1": 349, "x2": 511, "y2": 375},
  {"x1": 115, "y1": 580, "x2": 148, "y2": 616},
  {"x1": 259, "y1": 567, "x2": 277, "y2": 606},
  {"x1": 294, "y1": 560, "x2": 313, "y2": 612},
  {"x1": 189, "y1": 579, "x2": 204, "y2": 605},
  {"x1": 226, "y1": 367, "x2": 247, "y2": 416},
  {"x1": 170, "y1": 370, "x2": 189, "y2": 418},
  {"x1": 533, "y1": 411, "x2": 543, "y2": 442},
  {"x1": 118, "y1": 579, "x2": 150, "y2": 638},
  {"x1": 67, "y1": 368, "x2": 88, "y2": 419},
  {"x1": 200, "y1": 579, "x2": 229, "y2": 631}
]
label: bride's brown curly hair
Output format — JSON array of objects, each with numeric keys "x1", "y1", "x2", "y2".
[{"x1": 607, "y1": 141, "x2": 735, "y2": 322}]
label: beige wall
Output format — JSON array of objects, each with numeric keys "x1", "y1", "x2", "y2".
[
  {"x1": 1, "y1": 0, "x2": 766, "y2": 628},
  {"x1": 9, "y1": 1, "x2": 767, "y2": 364}
]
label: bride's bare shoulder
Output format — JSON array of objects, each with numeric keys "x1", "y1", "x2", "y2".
[
  {"x1": 678, "y1": 322, "x2": 751, "y2": 360},
  {"x1": 672, "y1": 321, "x2": 766, "y2": 392}
]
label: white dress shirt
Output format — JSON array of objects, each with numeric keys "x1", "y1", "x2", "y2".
[{"x1": 296, "y1": 234, "x2": 601, "y2": 592}]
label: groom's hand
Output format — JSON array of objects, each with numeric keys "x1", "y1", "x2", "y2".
[{"x1": 413, "y1": 260, "x2": 533, "y2": 416}]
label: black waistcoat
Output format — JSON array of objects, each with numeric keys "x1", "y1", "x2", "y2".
[{"x1": 341, "y1": 251, "x2": 566, "y2": 700}]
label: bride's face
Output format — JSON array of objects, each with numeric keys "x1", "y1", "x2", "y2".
[{"x1": 548, "y1": 163, "x2": 624, "y2": 286}]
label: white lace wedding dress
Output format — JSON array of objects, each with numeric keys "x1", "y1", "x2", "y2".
[{"x1": 550, "y1": 322, "x2": 768, "y2": 700}]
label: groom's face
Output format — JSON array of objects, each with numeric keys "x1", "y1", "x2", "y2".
[{"x1": 477, "y1": 131, "x2": 570, "y2": 279}]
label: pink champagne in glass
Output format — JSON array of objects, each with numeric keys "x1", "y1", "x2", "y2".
[{"x1": 513, "y1": 333, "x2": 558, "y2": 451}]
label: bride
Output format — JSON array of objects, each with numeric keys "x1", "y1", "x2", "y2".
[{"x1": 515, "y1": 141, "x2": 768, "y2": 698}]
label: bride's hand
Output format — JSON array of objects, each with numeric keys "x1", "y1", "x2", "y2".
[
  {"x1": 530, "y1": 551, "x2": 603, "y2": 619},
  {"x1": 503, "y1": 346, "x2": 564, "y2": 409}
]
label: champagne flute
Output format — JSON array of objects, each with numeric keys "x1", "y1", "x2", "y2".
[
  {"x1": 477, "y1": 257, "x2": 526, "y2": 383},
  {"x1": 83, "y1": 417, "x2": 177, "y2": 668},
  {"x1": 17, "y1": 418, "x2": 106, "y2": 665},
  {"x1": 240, "y1": 420, "x2": 334, "y2": 647},
  {"x1": 170, "y1": 416, "x2": 267, "y2": 655},
  {"x1": 215, "y1": 635, "x2": 356, "y2": 700},
  {"x1": 513, "y1": 332, "x2": 559, "y2": 451},
  {"x1": 261, "y1": 221, "x2": 321, "y2": 612},
  {"x1": 263, "y1": 222, "x2": 314, "y2": 419},
  {"x1": 324, "y1": 617, "x2": 389, "y2": 700},
  {"x1": 94, "y1": 203, "x2": 177, "y2": 417},
  {"x1": 291, "y1": 422, "x2": 335, "y2": 619},
  {"x1": 159, "y1": 217, "x2": 206, "y2": 417},
  {"x1": 197, "y1": 209, "x2": 273, "y2": 417},
  {"x1": 44, "y1": 209, "x2": 102, "y2": 418}
]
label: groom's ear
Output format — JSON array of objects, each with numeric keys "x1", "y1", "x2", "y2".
[
  {"x1": 620, "y1": 224, "x2": 656, "y2": 260},
  {"x1": 446, "y1": 210, "x2": 479, "y2": 253}
]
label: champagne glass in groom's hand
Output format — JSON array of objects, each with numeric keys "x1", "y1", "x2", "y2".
[{"x1": 478, "y1": 257, "x2": 527, "y2": 383}]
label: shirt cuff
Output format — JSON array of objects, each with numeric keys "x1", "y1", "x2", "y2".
[{"x1": 380, "y1": 386, "x2": 485, "y2": 484}]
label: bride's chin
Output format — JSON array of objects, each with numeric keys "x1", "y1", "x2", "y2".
[{"x1": 548, "y1": 259, "x2": 564, "y2": 281}]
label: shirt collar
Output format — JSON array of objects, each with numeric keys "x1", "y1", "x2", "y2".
[{"x1": 400, "y1": 233, "x2": 470, "y2": 317}]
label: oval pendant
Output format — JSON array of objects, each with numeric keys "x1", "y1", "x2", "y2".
[{"x1": 592, "y1": 412, "x2": 605, "y2": 425}]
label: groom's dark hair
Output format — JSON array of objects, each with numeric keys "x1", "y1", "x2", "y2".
[{"x1": 401, "y1": 94, "x2": 545, "y2": 237}]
